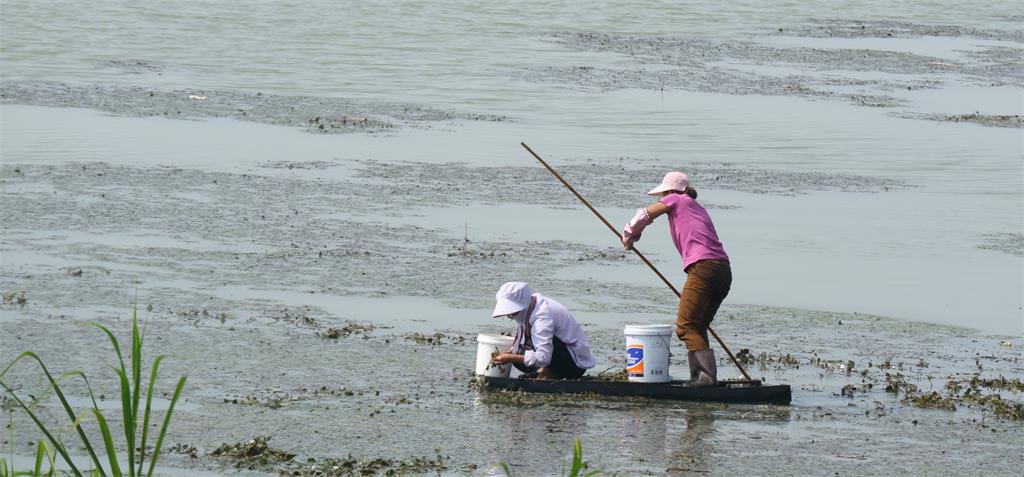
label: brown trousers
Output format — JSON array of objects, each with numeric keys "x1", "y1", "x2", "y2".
[{"x1": 676, "y1": 259, "x2": 732, "y2": 351}]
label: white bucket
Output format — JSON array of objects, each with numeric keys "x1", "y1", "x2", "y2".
[
  {"x1": 623, "y1": 324, "x2": 674, "y2": 383},
  {"x1": 475, "y1": 333, "x2": 515, "y2": 377}
]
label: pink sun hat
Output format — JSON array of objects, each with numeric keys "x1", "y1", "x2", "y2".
[
  {"x1": 492, "y1": 281, "x2": 533, "y2": 317},
  {"x1": 646, "y1": 171, "x2": 690, "y2": 195}
]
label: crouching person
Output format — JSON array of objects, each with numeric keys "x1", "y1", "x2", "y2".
[{"x1": 490, "y1": 282, "x2": 596, "y2": 379}]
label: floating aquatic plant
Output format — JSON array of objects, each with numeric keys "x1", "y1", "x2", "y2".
[
  {"x1": 594, "y1": 367, "x2": 628, "y2": 382},
  {"x1": 317, "y1": 322, "x2": 374, "y2": 339},
  {"x1": 210, "y1": 436, "x2": 295, "y2": 469},
  {"x1": 406, "y1": 332, "x2": 465, "y2": 346},
  {"x1": 904, "y1": 391, "x2": 957, "y2": 411},
  {"x1": 288, "y1": 454, "x2": 448, "y2": 476},
  {"x1": 900, "y1": 377, "x2": 1023, "y2": 420},
  {"x1": 735, "y1": 348, "x2": 754, "y2": 365},
  {"x1": 0, "y1": 303, "x2": 187, "y2": 477},
  {"x1": 960, "y1": 389, "x2": 1024, "y2": 421},
  {"x1": 969, "y1": 375, "x2": 1024, "y2": 392},
  {"x1": 0, "y1": 292, "x2": 27, "y2": 309},
  {"x1": 209, "y1": 437, "x2": 449, "y2": 477}
]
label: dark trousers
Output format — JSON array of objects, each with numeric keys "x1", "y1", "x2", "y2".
[
  {"x1": 676, "y1": 259, "x2": 732, "y2": 351},
  {"x1": 514, "y1": 337, "x2": 586, "y2": 379}
]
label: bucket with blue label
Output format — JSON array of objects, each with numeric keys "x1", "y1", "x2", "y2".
[{"x1": 623, "y1": 324, "x2": 673, "y2": 383}]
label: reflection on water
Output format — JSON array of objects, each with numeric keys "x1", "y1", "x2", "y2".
[
  {"x1": 621, "y1": 408, "x2": 668, "y2": 461},
  {"x1": 472, "y1": 389, "x2": 795, "y2": 474},
  {"x1": 473, "y1": 398, "x2": 594, "y2": 474},
  {"x1": 667, "y1": 407, "x2": 717, "y2": 472}
]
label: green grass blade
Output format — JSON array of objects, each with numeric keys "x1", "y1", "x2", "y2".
[
  {"x1": 114, "y1": 369, "x2": 134, "y2": 477},
  {"x1": 85, "y1": 324, "x2": 127, "y2": 381},
  {"x1": 86, "y1": 322, "x2": 128, "y2": 476},
  {"x1": 497, "y1": 461, "x2": 512, "y2": 477},
  {"x1": 6, "y1": 410, "x2": 13, "y2": 477},
  {"x1": 90, "y1": 319, "x2": 134, "y2": 474},
  {"x1": 92, "y1": 410, "x2": 122, "y2": 477},
  {"x1": 33, "y1": 441, "x2": 47, "y2": 476},
  {"x1": 2, "y1": 353, "x2": 104, "y2": 476},
  {"x1": 145, "y1": 376, "x2": 185, "y2": 477},
  {"x1": 135, "y1": 356, "x2": 166, "y2": 477},
  {"x1": 44, "y1": 440, "x2": 58, "y2": 477},
  {"x1": 0, "y1": 381, "x2": 82, "y2": 477},
  {"x1": 130, "y1": 314, "x2": 142, "y2": 477},
  {"x1": 131, "y1": 304, "x2": 142, "y2": 430},
  {"x1": 569, "y1": 438, "x2": 584, "y2": 477}
]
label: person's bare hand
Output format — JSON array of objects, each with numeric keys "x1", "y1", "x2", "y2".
[{"x1": 491, "y1": 353, "x2": 516, "y2": 365}]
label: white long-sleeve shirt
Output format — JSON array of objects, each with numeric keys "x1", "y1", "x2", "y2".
[{"x1": 515, "y1": 294, "x2": 596, "y2": 369}]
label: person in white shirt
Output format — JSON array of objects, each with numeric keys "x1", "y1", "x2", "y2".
[{"x1": 489, "y1": 282, "x2": 596, "y2": 379}]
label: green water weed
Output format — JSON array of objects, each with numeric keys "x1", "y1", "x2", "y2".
[{"x1": 0, "y1": 303, "x2": 187, "y2": 477}]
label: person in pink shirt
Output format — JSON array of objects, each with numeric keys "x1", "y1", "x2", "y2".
[{"x1": 621, "y1": 171, "x2": 732, "y2": 386}]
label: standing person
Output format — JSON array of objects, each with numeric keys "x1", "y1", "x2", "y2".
[
  {"x1": 621, "y1": 172, "x2": 731, "y2": 386},
  {"x1": 490, "y1": 282, "x2": 596, "y2": 380}
]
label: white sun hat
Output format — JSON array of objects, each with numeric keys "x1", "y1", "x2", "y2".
[
  {"x1": 492, "y1": 281, "x2": 533, "y2": 317},
  {"x1": 646, "y1": 171, "x2": 690, "y2": 195}
]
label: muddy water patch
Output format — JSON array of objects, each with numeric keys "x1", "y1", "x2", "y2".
[
  {"x1": 960, "y1": 45, "x2": 1024, "y2": 86},
  {"x1": 714, "y1": 305, "x2": 1022, "y2": 413},
  {"x1": 522, "y1": 31, "x2": 967, "y2": 106},
  {"x1": 977, "y1": 232, "x2": 1024, "y2": 256},
  {"x1": 0, "y1": 230, "x2": 658, "y2": 322},
  {"x1": 543, "y1": 32, "x2": 961, "y2": 76},
  {"x1": 772, "y1": 19, "x2": 1024, "y2": 42},
  {"x1": 525, "y1": 28, "x2": 1023, "y2": 112},
  {"x1": 894, "y1": 112, "x2": 1024, "y2": 128},
  {"x1": 258, "y1": 159, "x2": 344, "y2": 170},
  {"x1": 0, "y1": 82, "x2": 507, "y2": 134},
  {"x1": 2, "y1": 303, "x2": 1022, "y2": 475},
  {"x1": 353, "y1": 158, "x2": 909, "y2": 207},
  {"x1": 98, "y1": 59, "x2": 167, "y2": 74},
  {"x1": 209, "y1": 436, "x2": 449, "y2": 477},
  {"x1": 521, "y1": 63, "x2": 908, "y2": 108},
  {"x1": 0, "y1": 160, "x2": 910, "y2": 325}
]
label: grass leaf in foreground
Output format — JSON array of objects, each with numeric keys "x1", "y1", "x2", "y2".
[
  {"x1": 497, "y1": 437, "x2": 601, "y2": 477},
  {"x1": 1, "y1": 302, "x2": 187, "y2": 477}
]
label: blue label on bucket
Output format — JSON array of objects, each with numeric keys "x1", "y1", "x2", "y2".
[{"x1": 626, "y1": 345, "x2": 644, "y2": 377}]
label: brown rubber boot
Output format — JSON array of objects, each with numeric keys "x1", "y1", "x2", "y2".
[
  {"x1": 692, "y1": 349, "x2": 718, "y2": 387},
  {"x1": 687, "y1": 351, "x2": 699, "y2": 382}
]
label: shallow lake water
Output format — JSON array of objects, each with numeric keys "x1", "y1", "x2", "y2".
[{"x1": 2, "y1": 1, "x2": 1023, "y2": 476}]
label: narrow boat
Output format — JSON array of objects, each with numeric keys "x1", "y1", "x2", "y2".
[{"x1": 482, "y1": 376, "x2": 791, "y2": 405}]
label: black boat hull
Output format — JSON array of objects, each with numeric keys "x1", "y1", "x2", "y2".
[{"x1": 483, "y1": 376, "x2": 791, "y2": 405}]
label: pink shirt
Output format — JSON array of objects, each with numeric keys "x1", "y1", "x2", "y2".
[{"x1": 659, "y1": 193, "x2": 729, "y2": 271}]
